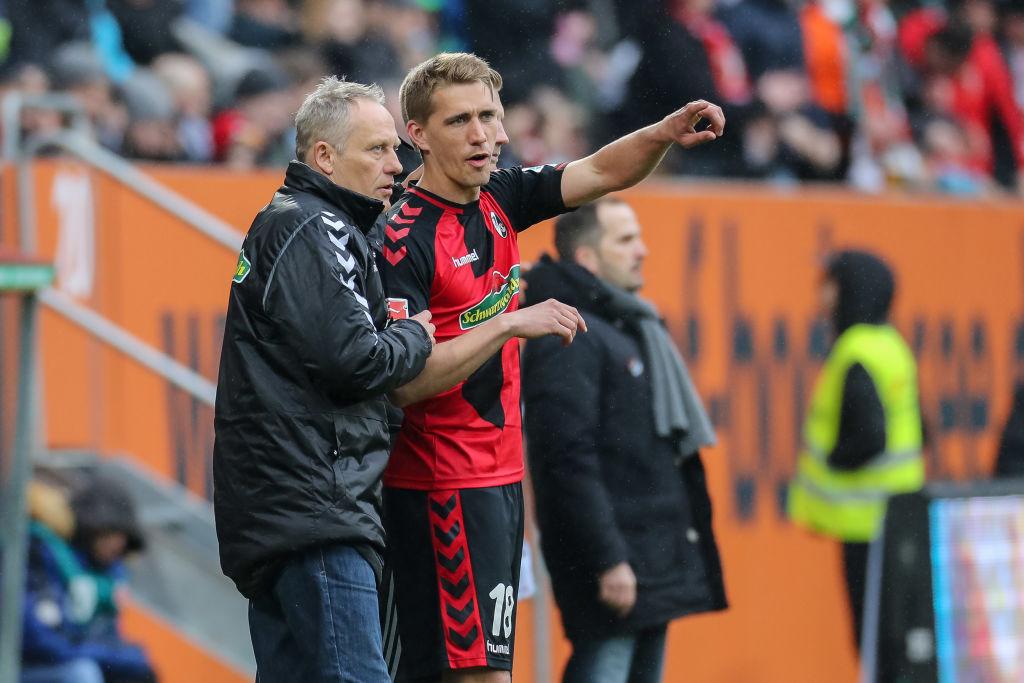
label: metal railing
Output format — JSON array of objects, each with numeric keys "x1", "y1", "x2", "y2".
[
  {"x1": 4, "y1": 93, "x2": 243, "y2": 407},
  {"x1": 0, "y1": 290, "x2": 44, "y2": 683},
  {"x1": 0, "y1": 95, "x2": 244, "y2": 683}
]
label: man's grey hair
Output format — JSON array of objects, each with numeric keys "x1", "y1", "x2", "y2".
[{"x1": 294, "y1": 76, "x2": 385, "y2": 160}]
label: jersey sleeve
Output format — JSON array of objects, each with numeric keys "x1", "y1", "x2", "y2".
[
  {"x1": 376, "y1": 209, "x2": 435, "y2": 319},
  {"x1": 483, "y1": 164, "x2": 572, "y2": 232}
]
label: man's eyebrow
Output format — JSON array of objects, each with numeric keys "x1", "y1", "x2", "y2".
[{"x1": 443, "y1": 111, "x2": 470, "y2": 124}]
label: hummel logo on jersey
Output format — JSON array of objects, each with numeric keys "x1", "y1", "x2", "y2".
[
  {"x1": 489, "y1": 211, "x2": 508, "y2": 238},
  {"x1": 452, "y1": 250, "x2": 479, "y2": 268}
]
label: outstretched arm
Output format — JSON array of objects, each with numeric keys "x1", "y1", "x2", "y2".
[
  {"x1": 560, "y1": 99, "x2": 726, "y2": 208},
  {"x1": 391, "y1": 299, "x2": 586, "y2": 407}
]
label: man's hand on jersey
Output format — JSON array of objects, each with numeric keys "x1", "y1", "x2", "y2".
[
  {"x1": 505, "y1": 299, "x2": 587, "y2": 346},
  {"x1": 409, "y1": 310, "x2": 435, "y2": 345},
  {"x1": 598, "y1": 562, "x2": 637, "y2": 617},
  {"x1": 659, "y1": 100, "x2": 725, "y2": 149}
]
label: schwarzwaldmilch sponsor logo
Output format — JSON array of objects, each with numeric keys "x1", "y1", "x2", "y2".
[{"x1": 459, "y1": 265, "x2": 520, "y2": 330}]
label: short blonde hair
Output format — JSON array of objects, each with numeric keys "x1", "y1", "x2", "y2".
[
  {"x1": 294, "y1": 76, "x2": 385, "y2": 159},
  {"x1": 399, "y1": 52, "x2": 502, "y2": 124}
]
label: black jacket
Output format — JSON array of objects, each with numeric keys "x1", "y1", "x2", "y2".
[
  {"x1": 522, "y1": 257, "x2": 727, "y2": 640},
  {"x1": 213, "y1": 162, "x2": 431, "y2": 598}
]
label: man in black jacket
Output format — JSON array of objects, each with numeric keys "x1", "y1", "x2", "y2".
[
  {"x1": 212, "y1": 77, "x2": 434, "y2": 683},
  {"x1": 522, "y1": 197, "x2": 727, "y2": 683}
]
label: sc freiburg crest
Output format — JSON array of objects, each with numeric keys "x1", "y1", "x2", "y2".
[{"x1": 489, "y1": 211, "x2": 508, "y2": 238}]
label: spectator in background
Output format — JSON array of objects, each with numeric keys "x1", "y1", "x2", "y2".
[
  {"x1": 500, "y1": 99, "x2": 545, "y2": 166},
  {"x1": 1004, "y1": 1, "x2": 1024, "y2": 110},
  {"x1": 4, "y1": 0, "x2": 90, "y2": 67},
  {"x1": 229, "y1": 0, "x2": 299, "y2": 49},
  {"x1": 788, "y1": 250, "x2": 925, "y2": 653},
  {"x1": 611, "y1": 0, "x2": 752, "y2": 175},
  {"x1": 812, "y1": 0, "x2": 925, "y2": 191},
  {"x1": 719, "y1": 0, "x2": 806, "y2": 80},
  {"x1": 462, "y1": 0, "x2": 564, "y2": 104},
  {"x1": 119, "y1": 69, "x2": 184, "y2": 162},
  {"x1": 300, "y1": 0, "x2": 397, "y2": 84},
  {"x1": 741, "y1": 69, "x2": 844, "y2": 181},
  {"x1": 523, "y1": 198, "x2": 727, "y2": 683},
  {"x1": 152, "y1": 53, "x2": 215, "y2": 162},
  {"x1": 901, "y1": 2, "x2": 1024, "y2": 193},
  {"x1": 373, "y1": 0, "x2": 437, "y2": 77},
  {"x1": 49, "y1": 43, "x2": 129, "y2": 152},
  {"x1": 107, "y1": 0, "x2": 183, "y2": 66},
  {"x1": 522, "y1": 85, "x2": 591, "y2": 165},
  {"x1": 0, "y1": 62, "x2": 63, "y2": 141},
  {"x1": 181, "y1": 0, "x2": 234, "y2": 35},
  {"x1": 212, "y1": 66, "x2": 294, "y2": 168},
  {"x1": 20, "y1": 476, "x2": 157, "y2": 683},
  {"x1": 918, "y1": 113, "x2": 991, "y2": 194}
]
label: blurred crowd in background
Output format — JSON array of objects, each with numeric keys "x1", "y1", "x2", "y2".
[{"x1": 1, "y1": 0, "x2": 1024, "y2": 197}]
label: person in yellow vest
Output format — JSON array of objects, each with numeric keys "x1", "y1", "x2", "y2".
[{"x1": 788, "y1": 249, "x2": 924, "y2": 651}]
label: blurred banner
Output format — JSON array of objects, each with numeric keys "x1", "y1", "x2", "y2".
[{"x1": 4, "y1": 161, "x2": 1023, "y2": 682}]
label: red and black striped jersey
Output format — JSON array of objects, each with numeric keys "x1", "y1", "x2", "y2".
[{"x1": 377, "y1": 164, "x2": 570, "y2": 490}]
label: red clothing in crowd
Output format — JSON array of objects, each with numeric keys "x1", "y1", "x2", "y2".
[
  {"x1": 900, "y1": 9, "x2": 1024, "y2": 171},
  {"x1": 671, "y1": 1, "x2": 752, "y2": 105}
]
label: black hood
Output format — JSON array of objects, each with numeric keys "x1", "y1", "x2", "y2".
[
  {"x1": 70, "y1": 474, "x2": 145, "y2": 554},
  {"x1": 524, "y1": 254, "x2": 607, "y2": 313},
  {"x1": 826, "y1": 250, "x2": 895, "y2": 334}
]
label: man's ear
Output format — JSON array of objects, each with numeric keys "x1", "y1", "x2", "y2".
[
  {"x1": 310, "y1": 141, "x2": 335, "y2": 176},
  {"x1": 407, "y1": 120, "x2": 430, "y2": 154},
  {"x1": 574, "y1": 244, "x2": 600, "y2": 275}
]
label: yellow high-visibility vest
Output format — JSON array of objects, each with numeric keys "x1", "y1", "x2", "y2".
[{"x1": 787, "y1": 323, "x2": 924, "y2": 542}]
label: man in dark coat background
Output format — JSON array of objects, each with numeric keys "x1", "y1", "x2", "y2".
[{"x1": 522, "y1": 197, "x2": 727, "y2": 683}]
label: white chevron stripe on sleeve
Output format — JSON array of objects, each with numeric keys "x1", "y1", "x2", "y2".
[
  {"x1": 321, "y1": 214, "x2": 348, "y2": 232},
  {"x1": 335, "y1": 251, "x2": 356, "y2": 273},
  {"x1": 328, "y1": 231, "x2": 350, "y2": 251}
]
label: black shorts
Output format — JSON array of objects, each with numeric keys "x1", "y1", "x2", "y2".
[{"x1": 381, "y1": 483, "x2": 524, "y2": 680}]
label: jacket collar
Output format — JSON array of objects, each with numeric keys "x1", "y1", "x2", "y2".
[
  {"x1": 284, "y1": 161, "x2": 385, "y2": 233},
  {"x1": 527, "y1": 255, "x2": 608, "y2": 313}
]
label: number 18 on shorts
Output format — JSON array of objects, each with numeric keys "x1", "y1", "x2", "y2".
[{"x1": 383, "y1": 484, "x2": 525, "y2": 677}]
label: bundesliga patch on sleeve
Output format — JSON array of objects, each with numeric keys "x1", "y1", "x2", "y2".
[
  {"x1": 233, "y1": 249, "x2": 251, "y2": 283},
  {"x1": 387, "y1": 297, "x2": 410, "y2": 320}
]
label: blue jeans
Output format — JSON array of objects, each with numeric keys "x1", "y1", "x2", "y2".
[
  {"x1": 20, "y1": 659, "x2": 103, "y2": 683},
  {"x1": 248, "y1": 543, "x2": 389, "y2": 683},
  {"x1": 562, "y1": 625, "x2": 668, "y2": 683}
]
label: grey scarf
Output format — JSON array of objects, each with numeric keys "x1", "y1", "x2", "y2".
[{"x1": 598, "y1": 280, "x2": 717, "y2": 459}]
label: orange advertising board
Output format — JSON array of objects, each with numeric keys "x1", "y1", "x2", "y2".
[{"x1": 5, "y1": 161, "x2": 1023, "y2": 682}]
